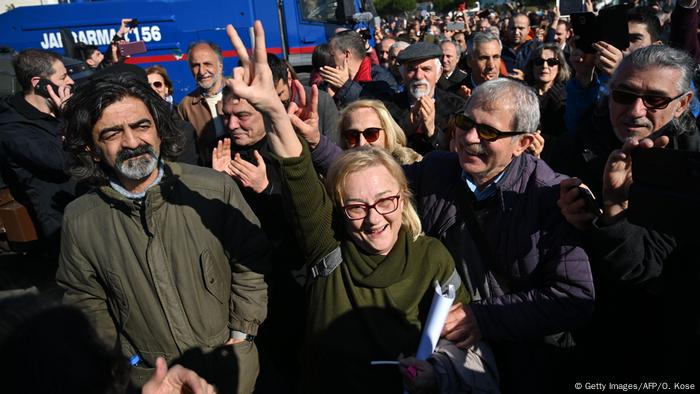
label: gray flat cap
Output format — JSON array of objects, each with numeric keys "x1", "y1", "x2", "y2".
[{"x1": 396, "y1": 42, "x2": 443, "y2": 64}]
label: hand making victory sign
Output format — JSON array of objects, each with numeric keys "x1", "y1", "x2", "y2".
[{"x1": 225, "y1": 21, "x2": 302, "y2": 158}]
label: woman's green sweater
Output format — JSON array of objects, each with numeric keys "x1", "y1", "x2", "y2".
[{"x1": 274, "y1": 144, "x2": 469, "y2": 393}]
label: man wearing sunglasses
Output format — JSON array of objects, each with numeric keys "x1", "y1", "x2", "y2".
[
  {"x1": 405, "y1": 78, "x2": 593, "y2": 393},
  {"x1": 556, "y1": 45, "x2": 700, "y2": 381}
]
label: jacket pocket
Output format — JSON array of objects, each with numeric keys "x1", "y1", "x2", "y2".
[
  {"x1": 200, "y1": 248, "x2": 227, "y2": 305},
  {"x1": 106, "y1": 271, "x2": 130, "y2": 327}
]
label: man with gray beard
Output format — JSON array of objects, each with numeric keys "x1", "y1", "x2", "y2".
[
  {"x1": 56, "y1": 74, "x2": 269, "y2": 393},
  {"x1": 382, "y1": 42, "x2": 465, "y2": 154}
]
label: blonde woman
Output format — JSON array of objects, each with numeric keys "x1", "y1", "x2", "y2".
[
  {"x1": 223, "y1": 21, "x2": 470, "y2": 394},
  {"x1": 339, "y1": 99, "x2": 422, "y2": 165}
]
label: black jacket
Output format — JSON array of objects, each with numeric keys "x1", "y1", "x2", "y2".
[
  {"x1": 383, "y1": 88, "x2": 465, "y2": 154},
  {"x1": 333, "y1": 63, "x2": 398, "y2": 107},
  {"x1": 437, "y1": 69, "x2": 470, "y2": 96},
  {"x1": 0, "y1": 93, "x2": 77, "y2": 244}
]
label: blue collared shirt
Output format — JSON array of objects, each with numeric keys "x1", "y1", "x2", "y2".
[{"x1": 461, "y1": 170, "x2": 506, "y2": 202}]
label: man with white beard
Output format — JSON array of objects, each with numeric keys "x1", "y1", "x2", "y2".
[{"x1": 383, "y1": 42, "x2": 465, "y2": 154}]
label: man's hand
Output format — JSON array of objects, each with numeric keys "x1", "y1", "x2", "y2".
[
  {"x1": 288, "y1": 81, "x2": 321, "y2": 148},
  {"x1": 593, "y1": 41, "x2": 623, "y2": 75},
  {"x1": 142, "y1": 357, "x2": 217, "y2": 394},
  {"x1": 117, "y1": 19, "x2": 135, "y2": 38},
  {"x1": 441, "y1": 303, "x2": 481, "y2": 349},
  {"x1": 398, "y1": 356, "x2": 437, "y2": 394},
  {"x1": 458, "y1": 85, "x2": 472, "y2": 99},
  {"x1": 527, "y1": 131, "x2": 545, "y2": 158},
  {"x1": 409, "y1": 97, "x2": 436, "y2": 137},
  {"x1": 557, "y1": 177, "x2": 600, "y2": 231},
  {"x1": 509, "y1": 68, "x2": 525, "y2": 80},
  {"x1": 601, "y1": 136, "x2": 669, "y2": 222},
  {"x1": 46, "y1": 84, "x2": 72, "y2": 112},
  {"x1": 211, "y1": 138, "x2": 234, "y2": 176},
  {"x1": 227, "y1": 150, "x2": 270, "y2": 193},
  {"x1": 319, "y1": 57, "x2": 351, "y2": 90}
]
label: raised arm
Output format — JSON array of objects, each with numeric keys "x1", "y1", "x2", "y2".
[{"x1": 225, "y1": 21, "x2": 302, "y2": 158}]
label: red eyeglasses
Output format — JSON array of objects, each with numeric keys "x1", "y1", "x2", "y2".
[{"x1": 343, "y1": 127, "x2": 383, "y2": 146}]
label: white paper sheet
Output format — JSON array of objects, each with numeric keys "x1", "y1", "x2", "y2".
[{"x1": 415, "y1": 281, "x2": 456, "y2": 360}]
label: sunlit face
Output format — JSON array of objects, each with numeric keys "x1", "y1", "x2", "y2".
[
  {"x1": 341, "y1": 165, "x2": 404, "y2": 256},
  {"x1": 440, "y1": 42, "x2": 458, "y2": 74},
  {"x1": 148, "y1": 73, "x2": 168, "y2": 99},
  {"x1": 403, "y1": 58, "x2": 442, "y2": 98},
  {"x1": 554, "y1": 22, "x2": 570, "y2": 47},
  {"x1": 342, "y1": 107, "x2": 387, "y2": 149},
  {"x1": 609, "y1": 65, "x2": 691, "y2": 142},
  {"x1": 454, "y1": 33, "x2": 467, "y2": 51},
  {"x1": 478, "y1": 19, "x2": 491, "y2": 32},
  {"x1": 47, "y1": 60, "x2": 74, "y2": 90},
  {"x1": 189, "y1": 44, "x2": 223, "y2": 93},
  {"x1": 534, "y1": 49, "x2": 559, "y2": 86},
  {"x1": 469, "y1": 40, "x2": 501, "y2": 85},
  {"x1": 454, "y1": 100, "x2": 530, "y2": 186},
  {"x1": 626, "y1": 21, "x2": 655, "y2": 54},
  {"x1": 223, "y1": 98, "x2": 266, "y2": 147},
  {"x1": 510, "y1": 15, "x2": 530, "y2": 45},
  {"x1": 92, "y1": 96, "x2": 161, "y2": 186},
  {"x1": 86, "y1": 50, "x2": 105, "y2": 69},
  {"x1": 378, "y1": 38, "x2": 395, "y2": 68}
]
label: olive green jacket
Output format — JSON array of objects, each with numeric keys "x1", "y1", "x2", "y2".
[{"x1": 56, "y1": 162, "x2": 269, "y2": 370}]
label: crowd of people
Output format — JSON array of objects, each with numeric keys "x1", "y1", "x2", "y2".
[{"x1": 0, "y1": 1, "x2": 699, "y2": 393}]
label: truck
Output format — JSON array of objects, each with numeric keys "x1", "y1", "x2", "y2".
[{"x1": 0, "y1": 0, "x2": 377, "y2": 101}]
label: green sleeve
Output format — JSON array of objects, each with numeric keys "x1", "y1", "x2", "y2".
[
  {"x1": 271, "y1": 139, "x2": 340, "y2": 265},
  {"x1": 430, "y1": 237, "x2": 471, "y2": 305}
]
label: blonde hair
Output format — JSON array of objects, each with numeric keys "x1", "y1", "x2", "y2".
[
  {"x1": 339, "y1": 99, "x2": 422, "y2": 165},
  {"x1": 326, "y1": 146, "x2": 422, "y2": 240}
]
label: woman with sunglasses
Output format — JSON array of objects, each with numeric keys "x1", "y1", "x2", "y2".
[
  {"x1": 145, "y1": 65, "x2": 175, "y2": 105},
  {"x1": 225, "y1": 22, "x2": 475, "y2": 394},
  {"x1": 339, "y1": 99, "x2": 422, "y2": 165},
  {"x1": 144, "y1": 65, "x2": 199, "y2": 164},
  {"x1": 524, "y1": 43, "x2": 571, "y2": 140}
]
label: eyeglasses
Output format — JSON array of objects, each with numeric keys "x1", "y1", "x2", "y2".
[
  {"x1": 611, "y1": 89, "x2": 687, "y2": 110},
  {"x1": 150, "y1": 81, "x2": 164, "y2": 88},
  {"x1": 453, "y1": 113, "x2": 528, "y2": 141},
  {"x1": 342, "y1": 194, "x2": 401, "y2": 220},
  {"x1": 343, "y1": 127, "x2": 383, "y2": 146},
  {"x1": 533, "y1": 57, "x2": 560, "y2": 67}
]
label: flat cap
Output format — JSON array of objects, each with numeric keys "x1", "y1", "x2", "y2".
[{"x1": 396, "y1": 42, "x2": 443, "y2": 64}]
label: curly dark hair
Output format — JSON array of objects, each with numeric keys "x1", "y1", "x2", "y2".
[{"x1": 62, "y1": 73, "x2": 184, "y2": 186}]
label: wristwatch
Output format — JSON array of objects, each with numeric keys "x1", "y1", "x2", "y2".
[{"x1": 230, "y1": 330, "x2": 255, "y2": 342}]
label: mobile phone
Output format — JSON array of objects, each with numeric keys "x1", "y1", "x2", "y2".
[
  {"x1": 578, "y1": 186, "x2": 601, "y2": 215},
  {"x1": 477, "y1": 9, "x2": 490, "y2": 19},
  {"x1": 597, "y1": 4, "x2": 631, "y2": 51},
  {"x1": 571, "y1": 12, "x2": 597, "y2": 53},
  {"x1": 628, "y1": 148, "x2": 700, "y2": 233},
  {"x1": 557, "y1": 0, "x2": 583, "y2": 16},
  {"x1": 126, "y1": 19, "x2": 139, "y2": 28},
  {"x1": 447, "y1": 21, "x2": 464, "y2": 31},
  {"x1": 118, "y1": 40, "x2": 147, "y2": 57},
  {"x1": 35, "y1": 77, "x2": 60, "y2": 99}
]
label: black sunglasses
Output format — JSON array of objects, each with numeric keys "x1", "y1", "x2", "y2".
[
  {"x1": 343, "y1": 127, "x2": 383, "y2": 146},
  {"x1": 533, "y1": 57, "x2": 560, "y2": 67},
  {"x1": 453, "y1": 113, "x2": 528, "y2": 141},
  {"x1": 611, "y1": 89, "x2": 686, "y2": 110},
  {"x1": 150, "y1": 81, "x2": 164, "y2": 88}
]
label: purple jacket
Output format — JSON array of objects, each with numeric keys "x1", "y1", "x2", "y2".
[{"x1": 405, "y1": 151, "x2": 595, "y2": 341}]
